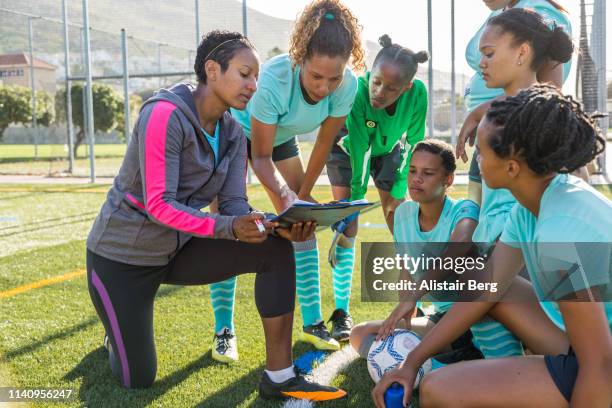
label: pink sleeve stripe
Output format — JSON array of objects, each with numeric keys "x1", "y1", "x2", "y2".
[
  {"x1": 144, "y1": 101, "x2": 216, "y2": 236},
  {"x1": 125, "y1": 193, "x2": 145, "y2": 210}
]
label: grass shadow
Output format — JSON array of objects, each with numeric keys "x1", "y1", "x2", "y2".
[
  {"x1": 196, "y1": 363, "x2": 267, "y2": 408},
  {"x1": 2, "y1": 286, "x2": 183, "y2": 361},
  {"x1": 330, "y1": 357, "x2": 420, "y2": 408},
  {"x1": 65, "y1": 348, "x2": 219, "y2": 408}
]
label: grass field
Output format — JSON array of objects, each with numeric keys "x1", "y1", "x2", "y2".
[
  {"x1": 0, "y1": 144, "x2": 475, "y2": 178},
  {"x1": 0, "y1": 183, "x2": 484, "y2": 408},
  {"x1": 2, "y1": 182, "x2": 611, "y2": 407}
]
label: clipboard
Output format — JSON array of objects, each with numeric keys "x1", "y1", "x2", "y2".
[{"x1": 271, "y1": 200, "x2": 375, "y2": 228}]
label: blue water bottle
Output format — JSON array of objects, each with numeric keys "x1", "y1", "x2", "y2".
[{"x1": 384, "y1": 383, "x2": 405, "y2": 408}]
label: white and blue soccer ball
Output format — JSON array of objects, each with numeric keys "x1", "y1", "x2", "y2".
[{"x1": 367, "y1": 329, "x2": 432, "y2": 387}]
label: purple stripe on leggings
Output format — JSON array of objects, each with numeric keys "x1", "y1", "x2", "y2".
[{"x1": 91, "y1": 269, "x2": 131, "y2": 388}]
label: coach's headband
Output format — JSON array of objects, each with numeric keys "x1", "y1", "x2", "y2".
[{"x1": 204, "y1": 38, "x2": 243, "y2": 61}]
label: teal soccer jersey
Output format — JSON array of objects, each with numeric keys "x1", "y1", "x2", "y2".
[
  {"x1": 500, "y1": 174, "x2": 612, "y2": 332},
  {"x1": 394, "y1": 197, "x2": 480, "y2": 312},
  {"x1": 230, "y1": 54, "x2": 358, "y2": 147}
]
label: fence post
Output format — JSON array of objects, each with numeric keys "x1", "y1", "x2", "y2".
[
  {"x1": 450, "y1": 0, "x2": 457, "y2": 145},
  {"x1": 82, "y1": 0, "x2": 96, "y2": 183},
  {"x1": 427, "y1": 0, "x2": 434, "y2": 138},
  {"x1": 195, "y1": 0, "x2": 200, "y2": 49},
  {"x1": 121, "y1": 28, "x2": 131, "y2": 146},
  {"x1": 62, "y1": 0, "x2": 75, "y2": 173},
  {"x1": 27, "y1": 17, "x2": 39, "y2": 160}
]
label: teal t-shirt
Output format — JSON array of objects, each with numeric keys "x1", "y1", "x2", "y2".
[
  {"x1": 230, "y1": 53, "x2": 358, "y2": 147},
  {"x1": 472, "y1": 182, "x2": 516, "y2": 245},
  {"x1": 340, "y1": 74, "x2": 428, "y2": 201},
  {"x1": 202, "y1": 121, "x2": 220, "y2": 165},
  {"x1": 470, "y1": 2, "x2": 574, "y2": 244},
  {"x1": 464, "y1": 0, "x2": 572, "y2": 112},
  {"x1": 394, "y1": 197, "x2": 480, "y2": 312},
  {"x1": 500, "y1": 174, "x2": 612, "y2": 332}
]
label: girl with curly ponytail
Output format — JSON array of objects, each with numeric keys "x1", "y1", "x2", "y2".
[{"x1": 228, "y1": 0, "x2": 364, "y2": 352}]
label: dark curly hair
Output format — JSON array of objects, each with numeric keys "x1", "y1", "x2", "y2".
[
  {"x1": 485, "y1": 84, "x2": 605, "y2": 175},
  {"x1": 289, "y1": 0, "x2": 365, "y2": 71},
  {"x1": 194, "y1": 30, "x2": 256, "y2": 84},
  {"x1": 487, "y1": 8, "x2": 573, "y2": 72},
  {"x1": 373, "y1": 34, "x2": 429, "y2": 83},
  {"x1": 412, "y1": 139, "x2": 457, "y2": 175}
]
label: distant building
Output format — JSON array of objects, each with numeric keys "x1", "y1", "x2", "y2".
[{"x1": 0, "y1": 52, "x2": 57, "y2": 96}]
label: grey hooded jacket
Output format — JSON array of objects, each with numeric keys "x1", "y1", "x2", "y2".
[{"x1": 87, "y1": 83, "x2": 251, "y2": 266}]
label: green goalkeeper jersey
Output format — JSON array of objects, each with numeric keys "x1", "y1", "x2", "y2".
[{"x1": 339, "y1": 72, "x2": 428, "y2": 200}]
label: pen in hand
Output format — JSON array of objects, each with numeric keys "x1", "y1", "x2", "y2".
[{"x1": 254, "y1": 219, "x2": 266, "y2": 234}]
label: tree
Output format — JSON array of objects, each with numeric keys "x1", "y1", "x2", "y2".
[
  {"x1": 0, "y1": 85, "x2": 30, "y2": 140},
  {"x1": 55, "y1": 83, "x2": 123, "y2": 157},
  {"x1": 267, "y1": 46, "x2": 283, "y2": 60},
  {"x1": 116, "y1": 94, "x2": 143, "y2": 140},
  {"x1": 0, "y1": 84, "x2": 54, "y2": 141},
  {"x1": 35, "y1": 90, "x2": 54, "y2": 128},
  {"x1": 607, "y1": 81, "x2": 611, "y2": 100}
]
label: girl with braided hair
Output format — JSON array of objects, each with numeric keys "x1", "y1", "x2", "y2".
[
  {"x1": 324, "y1": 34, "x2": 428, "y2": 341},
  {"x1": 373, "y1": 84, "x2": 612, "y2": 408},
  {"x1": 222, "y1": 0, "x2": 364, "y2": 352}
]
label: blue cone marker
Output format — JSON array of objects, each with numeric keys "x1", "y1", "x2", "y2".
[{"x1": 384, "y1": 383, "x2": 404, "y2": 408}]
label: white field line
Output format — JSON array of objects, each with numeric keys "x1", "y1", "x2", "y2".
[{"x1": 282, "y1": 346, "x2": 360, "y2": 408}]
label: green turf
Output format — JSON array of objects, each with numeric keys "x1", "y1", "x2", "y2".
[
  {"x1": 0, "y1": 184, "x2": 420, "y2": 407},
  {"x1": 1, "y1": 183, "x2": 610, "y2": 407}
]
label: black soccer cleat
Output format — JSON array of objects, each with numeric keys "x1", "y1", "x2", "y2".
[
  {"x1": 258, "y1": 367, "x2": 347, "y2": 401},
  {"x1": 329, "y1": 308, "x2": 353, "y2": 342}
]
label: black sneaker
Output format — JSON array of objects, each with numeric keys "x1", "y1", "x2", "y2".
[
  {"x1": 259, "y1": 366, "x2": 346, "y2": 401},
  {"x1": 299, "y1": 321, "x2": 340, "y2": 350},
  {"x1": 328, "y1": 308, "x2": 353, "y2": 342}
]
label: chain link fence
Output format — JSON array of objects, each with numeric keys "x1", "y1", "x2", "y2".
[{"x1": 0, "y1": 0, "x2": 608, "y2": 179}]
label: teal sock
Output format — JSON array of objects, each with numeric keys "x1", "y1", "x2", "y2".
[
  {"x1": 294, "y1": 239, "x2": 322, "y2": 327},
  {"x1": 470, "y1": 321, "x2": 524, "y2": 358},
  {"x1": 332, "y1": 244, "x2": 355, "y2": 313},
  {"x1": 210, "y1": 277, "x2": 236, "y2": 333},
  {"x1": 430, "y1": 358, "x2": 446, "y2": 370}
]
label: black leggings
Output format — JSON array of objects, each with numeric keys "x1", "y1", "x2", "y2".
[{"x1": 87, "y1": 235, "x2": 295, "y2": 389}]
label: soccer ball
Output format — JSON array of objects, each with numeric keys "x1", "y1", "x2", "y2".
[{"x1": 366, "y1": 329, "x2": 432, "y2": 387}]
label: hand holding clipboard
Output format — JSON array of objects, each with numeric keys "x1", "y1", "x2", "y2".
[{"x1": 270, "y1": 199, "x2": 375, "y2": 228}]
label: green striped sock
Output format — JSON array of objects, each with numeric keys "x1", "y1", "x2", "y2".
[
  {"x1": 470, "y1": 320, "x2": 524, "y2": 358},
  {"x1": 210, "y1": 277, "x2": 236, "y2": 333},
  {"x1": 294, "y1": 239, "x2": 322, "y2": 327},
  {"x1": 332, "y1": 244, "x2": 355, "y2": 313}
]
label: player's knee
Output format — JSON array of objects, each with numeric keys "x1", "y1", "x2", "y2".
[
  {"x1": 265, "y1": 235, "x2": 295, "y2": 271},
  {"x1": 126, "y1": 367, "x2": 157, "y2": 389},
  {"x1": 419, "y1": 370, "x2": 456, "y2": 408},
  {"x1": 349, "y1": 322, "x2": 367, "y2": 351},
  {"x1": 351, "y1": 324, "x2": 377, "y2": 359},
  {"x1": 275, "y1": 236, "x2": 295, "y2": 268}
]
